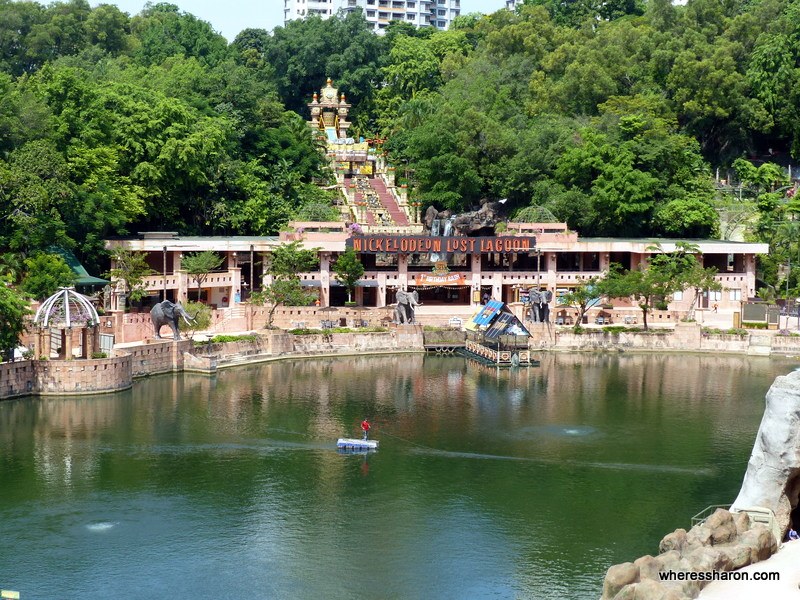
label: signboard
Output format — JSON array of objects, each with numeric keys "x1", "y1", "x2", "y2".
[
  {"x1": 347, "y1": 235, "x2": 536, "y2": 255},
  {"x1": 415, "y1": 273, "x2": 466, "y2": 286}
]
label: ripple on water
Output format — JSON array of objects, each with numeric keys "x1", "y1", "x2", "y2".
[
  {"x1": 514, "y1": 425, "x2": 600, "y2": 439},
  {"x1": 85, "y1": 522, "x2": 117, "y2": 532}
]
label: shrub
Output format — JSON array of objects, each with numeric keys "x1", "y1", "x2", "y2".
[
  {"x1": 91, "y1": 351, "x2": 108, "y2": 359},
  {"x1": 602, "y1": 325, "x2": 628, "y2": 334},
  {"x1": 209, "y1": 334, "x2": 258, "y2": 344},
  {"x1": 742, "y1": 321, "x2": 768, "y2": 329}
]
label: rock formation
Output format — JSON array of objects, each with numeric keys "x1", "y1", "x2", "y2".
[
  {"x1": 600, "y1": 509, "x2": 777, "y2": 599},
  {"x1": 731, "y1": 369, "x2": 800, "y2": 534},
  {"x1": 424, "y1": 200, "x2": 504, "y2": 237},
  {"x1": 600, "y1": 370, "x2": 800, "y2": 600}
]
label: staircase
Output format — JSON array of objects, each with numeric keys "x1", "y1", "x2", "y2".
[{"x1": 369, "y1": 177, "x2": 409, "y2": 226}]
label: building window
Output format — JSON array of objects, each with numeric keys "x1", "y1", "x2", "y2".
[
  {"x1": 367, "y1": 9, "x2": 375, "y2": 16},
  {"x1": 729, "y1": 289, "x2": 742, "y2": 301},
  {"x1": 673, "y1": 291, "x2": 683, "y2": 301}
]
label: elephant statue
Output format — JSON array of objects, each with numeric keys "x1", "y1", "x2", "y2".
[
  {"x1": 540, "y1": 289, "x2": 553, "y2": 323},
  {"x1": 394, "y1": 289, "x2": 421, "y2": 324},
  {"x1": 526, "y1": 288, "x2": 542, "y2": 323},
  {"x1": 150, "y1": 300, "x2": 194, "y2": 340}
]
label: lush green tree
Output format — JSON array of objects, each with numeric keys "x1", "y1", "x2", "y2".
[
  {"x1": 0, "y1": 277, "x2": 31, "y2": 360},
  {"x1": 131, "y1": 3, "x2": 228, "y2": 67},
  {"x1": 268, "y1": 241, "x2": 319, "y2": 278},
  {"x1": 559, "y1": 276, "x2": 603, "y2": 331},
  {"x1": 184, "y1": 300, "x2": 211, "y2": 337},
  {"x1": 20, "y1": 253, "x2": 76, "y2": 300},
  {"x1": 262, "y1": 278, "x2": 317, "y2": 328},
  {"x1": 181, "y1": 251, "x2": 223, "y2": 301},
  {"x1": 105, "y1": 248, "x2": 153, "y2": 309},
  {"x1": 332, "y1": 248, "x2": 365, "y2": 304},
  {"x1": 598, "y1": 243, "x2": 720, "y2": 329}
]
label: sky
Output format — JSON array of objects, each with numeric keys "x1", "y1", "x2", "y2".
[{"x1": 93, "y1": 0, "x2": 509, "y2": 42}]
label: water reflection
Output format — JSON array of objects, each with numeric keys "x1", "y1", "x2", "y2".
[{"x1": 0, "y1": 353, "x2": 795, "y2": 599}]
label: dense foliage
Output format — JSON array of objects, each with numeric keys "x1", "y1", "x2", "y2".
[{"x1": 1, "y1": 0, "x2": 800, "y2": 295}]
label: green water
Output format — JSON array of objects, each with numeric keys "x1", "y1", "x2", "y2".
[{"x1": 0, "y1": 353, "x2": 795, "y2": 599}]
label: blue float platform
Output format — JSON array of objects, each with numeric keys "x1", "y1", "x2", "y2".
[{"x1": 337, "y1": 438, "x2": 379, "y2": 450}]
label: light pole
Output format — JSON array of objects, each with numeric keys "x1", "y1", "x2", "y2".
[
  {"x1": 250, "y1": 244, "x2": 254, "y2": 294},
  {"x1": 162, "y1": 246, "x2": 167, "y2": 301}
]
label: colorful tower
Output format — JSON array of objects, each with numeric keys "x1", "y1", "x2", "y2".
[{"x1": 308, "y1": 78, "x2": 351, "y2": 141}]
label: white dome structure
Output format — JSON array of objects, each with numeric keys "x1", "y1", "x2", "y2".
[
  {"x1": 34, "y1": 287, "x2": 99, "y2": 329},
  {"x1": 32, "y1": 287, "x2": 102, "y2": 360}
]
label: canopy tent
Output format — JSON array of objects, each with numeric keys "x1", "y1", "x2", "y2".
[{"x1": 466, "y1": 300, "x2": 530, "y2": 338}]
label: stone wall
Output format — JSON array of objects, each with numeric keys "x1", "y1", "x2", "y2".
[
  {"x1": 34, "y1": 353, "x2": 132, "y2": 395},
  {"x1": 0, "y1": 361, "x2": 36, "y2": 398},
  {"x1": 0, "y1": 354, "x2": 132, "y2": 399},
  {"x1": 124, "y1": 339, "x2": 192, "y2": 377}
]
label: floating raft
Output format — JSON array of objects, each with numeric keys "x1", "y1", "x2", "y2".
[{"x1": 337, "y1": 438, "x2": 379, "y2": 450}]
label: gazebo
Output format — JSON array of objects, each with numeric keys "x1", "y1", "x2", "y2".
[{"x1": 33, "y1": 287, "x2": 101, "y2": 360}]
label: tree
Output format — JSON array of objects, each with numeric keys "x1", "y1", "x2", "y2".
[
  {"x1": 559, "y1": 276, "x2": 603, "y2": 331},
  {"x1": 20, "y1": 253, "x2": 75, "y2": 300},
  {"x1": 268, "y1": 240, "x2": 319, "y2": 277},
  {"x1": 181, "y1": 251, "x2": 223, "y2": 301},
  {"x1": 0, "y1": 277, "x2": 31, "y2": 361},
  {"x1": 262, "y1": 278, "x2": 317, "y2": 328},
  {"x1": 262, "y1": 241, "x2": 320, "y2": 327},
  {"x1": 183, "y1": 300, "x2": 211, "y2": 338},
  {"x1": 598, "y1": 243, "x2": 721, "y2": 329},
  {"x1": 105, "y1": 248, "x2": 153, "y2": 309},
  {"x1": 332, "y1": 248, "x2": 364, "y2": 304}
]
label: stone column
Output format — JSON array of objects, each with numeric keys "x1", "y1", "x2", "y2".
[
  {"x1": 230, "y1": 267, "x2": 241, "y2": 305},
  {"x1": 471, "y1": 253, "x2": 482, "y2": 308},
  {"x1": 81, "y1": 328, "x2": 89, "y2": 359},
  {"x1": 320, "y1": 253, "x2": 331, "y2": 307},
  {"x1": 63, "y1": 329, "x2": 71, "y2": 360},
  {"x1": 398, "y1": 253, "x2": 408, "y2": 290},
  {"x1": 492, "y1": 273, "x2": 503, "y2": 303},
  {"x1": 177, "y1": 270, "x2": 189, "y2": 304},
  {"x1": 545, "y1": 252, "x2": 557, "y2": 291},
  {"x1": 377, "y1": 275, "x2": 387, "y2": 308}
]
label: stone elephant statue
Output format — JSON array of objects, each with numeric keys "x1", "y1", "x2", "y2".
[
  {"x1": 150, "y1": 300, "x2": 194, "y2": 340},
  {"x1": 526, "y1": 288, "x2": 542, "y2": 323},
  {"x1": 394, "y1": 289, "x2": 420, "y2": 324}
]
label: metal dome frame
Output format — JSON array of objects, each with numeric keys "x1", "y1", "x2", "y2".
[
  {"x1": 32, "y1": 287, "x2": 102, "y2": 360},
  {"x1": 34, "y1": 287, "x2": 100, "y2": 329}
]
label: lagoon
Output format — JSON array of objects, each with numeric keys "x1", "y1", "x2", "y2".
[{"x1": 0, "y1": 353, "x2": 795, "y2": 599}]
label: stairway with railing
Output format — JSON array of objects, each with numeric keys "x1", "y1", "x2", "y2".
[{"x1": 369, "y1": 177, "x2": 409, "y2": 226}]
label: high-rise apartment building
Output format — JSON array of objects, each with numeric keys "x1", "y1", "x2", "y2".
[{"x1": 283, "y1": 0, "x2": 462, "y2": 34}]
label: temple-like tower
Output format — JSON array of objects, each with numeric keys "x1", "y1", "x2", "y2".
[{"x1": 308, "y1": 78, "x2": 351, "y2": 140}]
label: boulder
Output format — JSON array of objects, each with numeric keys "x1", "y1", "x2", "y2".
[
  {"x1": 634, "y1": 555, "x2": 663, "y2": 581},
  {"x1": 705, "y1": 509, "x2": 737, "y2": 545},
  {"x1": 659, "y1": 529, "x2": 687, "y2": 554},
  {"x1": 612, "y1": 584, "x2": 638, "y2": 600},
  {"x1": 718, "y1": 543, "x2": 752, "y2": 569},
  {"x1": 733, "y1": 511, "x2": 751, "y2": 536},
  {"x1": 603, "y1": 562, "x2": 640, "y2": 599},
  {"x1": 739, "y1": 524, "x2": 778, "y2": 562}
]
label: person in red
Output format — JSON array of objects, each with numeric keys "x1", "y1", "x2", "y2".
[{"x1": 361, "y1": 419, "x2": 371, "y2": 441}]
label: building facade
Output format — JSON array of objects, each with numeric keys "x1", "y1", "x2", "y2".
[
  {"x1": 105, "y1": 222, "x2": 767, "y2": 326},
  {"x1": 283, "y1": 0, "x2": 462, "y2": 33}
]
